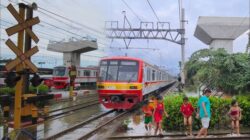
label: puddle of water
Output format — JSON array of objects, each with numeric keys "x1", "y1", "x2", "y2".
[
  {"x1": 18, "y1": 104, "x2": 109, "y2": 140},
  {"x1": 58, "y1": 111, "x2": 116, "y2": 139},
  {"x1": 49, "y1": 95, "x2": 98, "y2": 111}
]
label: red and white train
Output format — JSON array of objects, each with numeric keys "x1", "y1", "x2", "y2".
[
  {"x1": 97, "y1": 56, "x2": 175, "y2": 110},
  {"x1": 51, "y1": 66, "x2": 98, "y2": 89}
]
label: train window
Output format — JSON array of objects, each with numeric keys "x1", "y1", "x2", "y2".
[
  {"x1": 121, "y1": 61, "x2": 137, "y2": 66},
  {"x1": 152, "y1": 70, "x2": 155, "y2": 81},
  {"x1": 118, "y1": 61, "x2": 138, "y2": 82},
  {"x1": 110, "y1": 61, "x2": 118, "y2": 65},
  {"x1": 101, "y1": 61, "x2": 107, "y2": 65},
  {"x1": 77, "y1": 70, "x2": 80, "y2": 76},
  {"x1": 99, "y1": 66, "x2": 107, "y2": 81},
  {"x1": 84, "y1": 70, "x2": 91, "y2": 76},
  {"x1": 53, "y1": 67, "x2": 66, "y2": 76},
  {"x1": 107, "y1": 65, "x2": 118, "y2": 81},
  {"x1": 147, "y1": 68, "x2": 151, "y2": 81}
]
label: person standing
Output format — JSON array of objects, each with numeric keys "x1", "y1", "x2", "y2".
[
  {"x1": 180, "y1": 96, "x2": 195, "y2": 136},
  {"x1": 142, "y1": 100, "x2": 154, "y2": 131},
  {"x1": 153, "y1": 95, "x2": 169, "y2": 136},
  {"x1": 196, "y1": 89, "x2": 212, "y2": 138},
  {"x1": 228, "y1": 100, "x2": 242, "y2": 135}
]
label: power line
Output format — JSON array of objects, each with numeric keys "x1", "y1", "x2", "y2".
[
  {"x1": 146, "y1": 0, "x2": 160, "y2": 22},
  {"x1": 121, "y1": 0, "x2": 143, "y2": 22},
  {"x1": 21, "y1": 0, "x2": 105, "y2": 36}
]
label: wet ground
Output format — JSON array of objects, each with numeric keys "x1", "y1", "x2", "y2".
[
  {"x1": 0, "y1": 93, "x2": 108, "y2": 140},
  {"x1": 88, "y1": 109, "x2": 250, "y2": 140},
  {"x1": 48, "y1": 94, "x2": 98, "y2": 112},
  {"x1": 22, "y1": 104, "x2": 109, "y2": 139}
]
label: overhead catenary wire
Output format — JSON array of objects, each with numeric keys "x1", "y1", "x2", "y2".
[
  {"x1": 121, "y1": 0, "x2": 143, "y2": 22},
  {"x1": 146, "y1": 0, "x2": 160, "y2": 22},
  {"x1": 21, "y1": 0, "x2": 105, "y2": 36},
  {"x1": 119, "y1": 0, "x2": 162, "y2": 64}
]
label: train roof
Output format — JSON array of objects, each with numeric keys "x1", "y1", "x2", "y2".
[{"x1": 101, "y1": 56, "x2": 144, "y2": 62}]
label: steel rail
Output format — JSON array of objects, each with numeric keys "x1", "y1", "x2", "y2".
[
  {"x1": 108, "y1": 132, "x2": 250, "y2": 140},
  {"x1": 45, "y1": 109, "x2": 115, "y2": 140},
  {"x1": 45, "y1": 101, "x2": 99, "y2": 120},
  {"x1": 48, "y1": 99, "x2": 99, "y2": 113}
]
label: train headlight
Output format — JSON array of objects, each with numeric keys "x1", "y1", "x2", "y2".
[{"x1": 130, "y1": 86, "x2": 137, "y2": 89}]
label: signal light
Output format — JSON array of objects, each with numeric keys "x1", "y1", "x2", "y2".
[
  {"x1": 4, "y1": 72, "x2": 21, "y2": 88},
  {"x1": 30, "y1": 73, "x2": 44, "y2": 87}
]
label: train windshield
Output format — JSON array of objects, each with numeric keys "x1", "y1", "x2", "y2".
[
  {"x1": 99, "y1": 60, "x2": 138, "y2": 82},
  {"x1": 53, "y1": 67, "x2": 66, "y2": 76}
]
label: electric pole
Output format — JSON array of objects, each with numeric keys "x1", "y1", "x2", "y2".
[
  {"x1": 179, "y1": 0, "x2": 187, "y2": 84},
  {"x1": 246, "y1": 32, "x2": 250, "y2": 54}
]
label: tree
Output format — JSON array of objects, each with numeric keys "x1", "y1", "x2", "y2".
[{"x1": 185, "y1": 49, "x2": 250, "y2": 94}]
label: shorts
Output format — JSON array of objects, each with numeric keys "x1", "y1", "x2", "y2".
[
  {"x1": 144, "y1": 116, "x2": 153, "y2": 124},
  {"x1": 201, "y1": 117, "x2": 210, "y2": 128}
]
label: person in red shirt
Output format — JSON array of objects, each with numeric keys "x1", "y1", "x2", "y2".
[
  {"x1": 142, "y1": 100, "x2": 154, "y2": 131},
  {"x1": 153, "y1": 95, "x2": 169, "y2": 136},
  {"x1": 180, "y1": 96, "x2": 195, "y2": 136}
]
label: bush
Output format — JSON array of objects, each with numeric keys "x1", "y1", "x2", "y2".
[
  {"x1": 0, "y1": 87, "x2": 15, "y2": 95},
  {"x1": 162, "y1": 94, "x2": 250, "y2": 131},
  {"x1": 0, "y1": 84, "x2": 49, "y2": 96},
  {"x1": 29, "y1": 84, "x2": 49, "y2": 94}
]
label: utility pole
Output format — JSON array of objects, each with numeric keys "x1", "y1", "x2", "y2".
[
  {"x1": 246, "y1": 32, "x2": 250, "y2": 54},
  {"x1": 179, "y1": 0, "x2": 186, "y2": 85},
  {"x1": 0, "y1": 0, "x2": 2, "y2": 60}
]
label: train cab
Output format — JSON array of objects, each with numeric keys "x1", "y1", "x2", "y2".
[
  {"x1": 97, "y1": 57, "x2": 143, "y2": 109},
  {"x1": 52, "y1": 66, "x2": 69, "y2": 89}
]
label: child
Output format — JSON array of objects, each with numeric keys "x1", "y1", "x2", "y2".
[
  {"x1": 142, "y1": 100, "x2": 154, "y2": 131},
  {"x1": 180, "y1": 96, "x2": 194, "y2": 136},
  {"x1": 153, "y1": 95, "x2": 169, "y2": 136},
  {"x1": 149, "y1": 96, "x2": 157, "y2": 109},
  {"x1": 228, "y1": 100, "x2": 242, "y2": 135}
]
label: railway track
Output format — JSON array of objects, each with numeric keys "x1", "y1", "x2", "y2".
[
  {"x1": 45, "y1": 82, "x2": 178, "y2": 140},
  {"x1": 48, "y1": 99, "x2": 99, "y2": 114},
  {"x1": 107, "y1": 132, "x2": 250, "y2": 140},
  {"x1": 45, "y1": 100, "x2": 100, "y2": 120},
  {"x1": 48, "y1": 93, "x2": 98, "y2": 105},
  {"x1": 45, "y1": 109, "x2": 117, "y2": 140}
]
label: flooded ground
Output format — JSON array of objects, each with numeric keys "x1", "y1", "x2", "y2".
[
  {"x1": 29, "y1": 104, "x2": 109, "y2": 139},
  {"x1": 3, "y1": 103, "x2": 109, "y2": 140},
  {"x1": 48, "y1": 94, "x2": 98, "y2": 112}
]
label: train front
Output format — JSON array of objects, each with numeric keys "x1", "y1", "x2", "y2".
[
  {"x1": 52, "y1": 66, "x2": 69, "y2": 89},
  {"x1": 97, "y1": 57, "x2": 143, "y2": 110}
]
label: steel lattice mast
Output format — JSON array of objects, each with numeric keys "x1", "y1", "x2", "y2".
[{"x1": 105, "y1": 10, "x2": 186, "y2": 84}]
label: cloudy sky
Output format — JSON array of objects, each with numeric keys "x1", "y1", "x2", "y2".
[{"x1": 0, "y1": 0, "x2": 249, "y2": 75}]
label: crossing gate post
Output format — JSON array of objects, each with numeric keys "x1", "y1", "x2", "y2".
[{"x1": 4, "y1": 3, "x2": 40, "y2": 129}]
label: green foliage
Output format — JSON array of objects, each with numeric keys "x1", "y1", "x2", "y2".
[
  {"x1": 162, "y1": 94, "x2": 250, "y2": 131},
  {"x1": 185, "y1": 49, "x2": 250, "y2": 94},
  {"x1": 29, "y1": 84, "x2": 49, "y2": 94},
  {"x1": 0, "y1": 84, "x2": 49, "y2": 95},
  {"x1": 0, "y1": 87, "x2": 15, "y2": 95}
]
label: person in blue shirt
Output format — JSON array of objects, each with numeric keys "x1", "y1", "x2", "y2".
[{"x1": 196, "y1": 88, "x2": 212, "y2": 138}]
